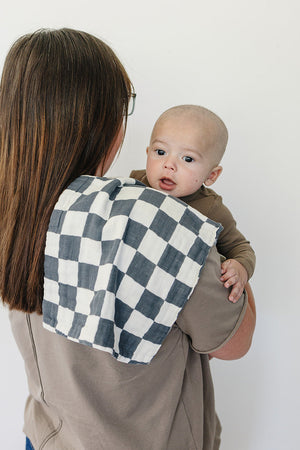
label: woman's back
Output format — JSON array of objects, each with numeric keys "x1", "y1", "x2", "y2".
[{"x1": 11, "y1": 310, "x2": 217, "y2": 450}]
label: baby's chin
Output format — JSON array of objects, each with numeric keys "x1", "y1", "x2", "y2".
[
  {"x1": 156, "y1": 185, "x2": 183, "y2": 198},
  {"x1": 166, "y1": 186, "x2": 201, "y2": 199}
]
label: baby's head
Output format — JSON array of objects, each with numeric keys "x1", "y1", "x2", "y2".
[{"x1": 146, "y1": 105, "x2": 228, "y2": 198}]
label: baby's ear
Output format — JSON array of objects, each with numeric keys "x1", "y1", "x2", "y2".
[
  {"x1": 146, "y1": 147, "x2": 149, "y2": 155},
  {"x1": 204, "y1": 166, "x2": 223, "y2": 186}
]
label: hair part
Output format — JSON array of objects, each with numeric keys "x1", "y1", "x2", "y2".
[{"x1": 0, "y1": 28, "x2": 132, "y2": 313}]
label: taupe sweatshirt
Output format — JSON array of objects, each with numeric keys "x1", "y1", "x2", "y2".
[{"x1": 10, "y1": 247, "x2": 247, "y2": 450}]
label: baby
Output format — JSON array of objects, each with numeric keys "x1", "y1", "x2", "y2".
[{"x1": 130, "y1": 105, "x2": 255, "y2": 302}]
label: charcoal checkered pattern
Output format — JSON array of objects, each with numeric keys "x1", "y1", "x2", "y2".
[{"x1": 43, "y1": 176, "x2": 222, "y2": 364}]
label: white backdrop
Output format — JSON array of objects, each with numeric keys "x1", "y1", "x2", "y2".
[{"x1": 0, "y1": 1, "x2": 299, "y2": 449}]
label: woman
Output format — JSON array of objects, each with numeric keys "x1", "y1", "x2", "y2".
[{"x1": 0, "y1": 29, "x2": 255, "y2": 449}]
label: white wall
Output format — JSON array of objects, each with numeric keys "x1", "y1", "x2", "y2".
[{"x1": 1, "y1": 1, "x2": 299, "y2": 448}]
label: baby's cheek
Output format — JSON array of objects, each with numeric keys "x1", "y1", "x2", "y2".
[{"x1": 189, "y1": 177, "x2": 203, "y2": 191}]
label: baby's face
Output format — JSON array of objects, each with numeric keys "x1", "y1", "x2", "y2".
[{"x1": 146, "y1": 115, "x2": 216, "y2": 198}]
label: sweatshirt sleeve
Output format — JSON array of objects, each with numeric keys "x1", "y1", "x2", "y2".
[
  {"x1": 208, "y1": 195, "x2": 256, "y2": 279},
  {"x1": 176, "y1": 246, "x2": 248, "y2": 353}
]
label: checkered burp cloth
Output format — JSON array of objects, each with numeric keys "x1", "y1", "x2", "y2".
[{"x1": 43, "y1": 175, "x2": 222, "y2": 364}]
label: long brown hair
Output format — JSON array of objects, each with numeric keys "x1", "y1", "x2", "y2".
[{"x1": 0, "y1": 28, "x2": 132, "y2": 313}]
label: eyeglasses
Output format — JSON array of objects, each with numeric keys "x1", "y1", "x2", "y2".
[{"x1": 127, "y1": 92, "x2": 136, "y2": 116}]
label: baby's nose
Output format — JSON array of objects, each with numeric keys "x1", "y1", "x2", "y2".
[{"x1": 163, "y1": 157, "x2": 176, "y2": 170}]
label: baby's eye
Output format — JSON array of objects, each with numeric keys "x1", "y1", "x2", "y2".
[
  {"x1": 155, "y1": 149, "x2": 166, "y2": 156},
  {"x1": 183, "y1": 156, "x2": 194, "y2": 163}
]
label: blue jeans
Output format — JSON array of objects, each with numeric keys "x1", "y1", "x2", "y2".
[{"x1": 26, "y1": 437, "x2": 34, "y2": 450}]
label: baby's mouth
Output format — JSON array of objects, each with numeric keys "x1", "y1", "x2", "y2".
[{"x1": 159, "y1": 177, "x2": 176, "y2": 191}]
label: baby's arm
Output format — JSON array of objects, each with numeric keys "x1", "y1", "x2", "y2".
[
  {"x1": 220, "y1": 259, "x2": 248, "y2": 303},
  {"x1": 204, "y1": 193, "x2": 255, "y2": 303}
]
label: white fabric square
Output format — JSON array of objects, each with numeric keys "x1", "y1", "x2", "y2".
[
  {"x1": 160, "y1": 196, "x2": 185, "y2": 222},
  {"x1": 176, "y1": 257, "x2": 202, "y2": 286},
  {"x1": 56, "y1": 306, "x2": 75, "y2": 336},
  {"x1": 129, "y1": 200, "x2": 159, "y2": 227},
  {"x1": 154, "y1": 302, "x2": 181, "y2": 326},
  {"x1": 45, "y1": 232, "x2": 60, "y2": 258},
  {"x1": 121, "y1": 177, "x2": 137, "y2": 185},
  {"x1": 114, "y1": 184, "x2": 143, "y2": 200},
  {"x1": 132, "y1": 340, "x2": 161, "y2": 363},
  {"x1": 99, "y1": 292, "x2": 116, "y2": 321},
  {"x1": 199, "y1": 221, "x2": 218, "y2": 246},
  {"x1": 78, "y1": 237, "x2": 101, "y2": 266},
  {"x1": 82, "y1": 178, "x2": 102, "y2": 195},
  {"x1": 101, "y1": 215, "x2": 128, "y2": 241},
  {"x1": 58, "y1": 259, "x2": 78, "y2": 286},
  {"x1": 114, "y1": 243, "x2": 136, "y2": 273},
  {"x1": 79, "y1": 314, "x2": 99, "y2": 343},
  {"x1": 116, "y1": 274, "x2": 144, "y2": 309},
  {"x1": 43, "y1": 278, "x2": 59, "y2": 303},
  {"x1": 55, "y1": 189, "x2": 82, "y2": 211},
  {"x1": 168, "y1": 223, "x2": 197, "y2": 255},
  {"x1": 89, "y1": 194, "x2": 112, "y2": 219},
  {"x1": 61, "y1": 211, "x2": 88, "y2": 236},
  {"x1": 123, "y1": 310, "x2": 153, "y2": 338},
  {"x1": 94, "y1": 264, "x2": 113, "y2": 291},
  {"x1": 138, "y1": 230, "x2": 168, "y2": 265},
  {"x1": 75, "y1": 287, "x2": 95, "y2": 315},
  {"x1": 146, "y1": 266, "x2": 174, "y2": 298}
]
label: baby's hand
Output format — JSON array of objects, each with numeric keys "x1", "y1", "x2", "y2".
[{"x1": 220, "y1": 259, "x2": 248, "y2": 303}]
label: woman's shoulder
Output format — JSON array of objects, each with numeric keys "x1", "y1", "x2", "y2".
[
  {"x1": 53, "y1": 175, "x2": 223, "y2": 245},
  {"x1": 59, "y1": 175, "x2": 193, "y2": 216},
  {"x1": 56, "y1": 175, "x2": 147, "y2": 210}
]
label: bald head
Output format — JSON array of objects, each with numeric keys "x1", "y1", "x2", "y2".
[{"x1": 151, "y1": 105, "x2": 228, "y2": 165}]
